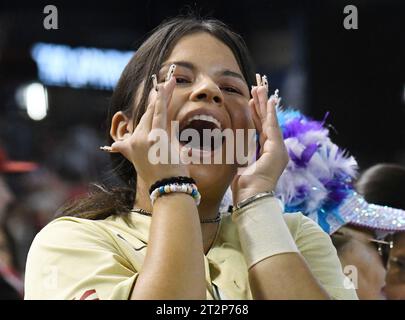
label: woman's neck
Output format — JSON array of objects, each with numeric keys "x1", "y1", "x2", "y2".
[{"x1": 198, "y1": 198, "x2": 222, "y2": 254}]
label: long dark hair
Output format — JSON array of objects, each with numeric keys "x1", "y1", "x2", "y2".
[{"x1": 56, "y1": 15, "x2": 256, "y2": 220}]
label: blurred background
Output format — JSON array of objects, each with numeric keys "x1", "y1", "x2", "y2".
[{"x1": 0, "y1": 0, "x2": 404, "y2": 298}]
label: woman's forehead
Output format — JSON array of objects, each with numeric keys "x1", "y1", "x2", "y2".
[
  {"x1": 164, "y1": 32, "x2": 242, "y2": 73},
  {"x1": 342, "y1": 225, "x2": 375, "y2": 240}
]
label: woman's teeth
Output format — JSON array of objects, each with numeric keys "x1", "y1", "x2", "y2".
[{"x1": 186, "y1": 114, "x2": 222, "y2": 130}]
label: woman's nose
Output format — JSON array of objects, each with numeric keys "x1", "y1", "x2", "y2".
[{"x1": 190, "y1": 79, "x2": 223, "y2": 106}]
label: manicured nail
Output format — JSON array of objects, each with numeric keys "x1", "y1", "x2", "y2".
[
  {"x1": 165, "y1": 64, "x2": 176, "y2": 82},
  {"x1": 262, "y1": 75, "x2": 268, "y2": 91},
  {"x1": 151, "y1": 74, "x2": 158, "y2": 92},
  {"x1": 255, "y1": 73, "x2": 262, "y2": 86},
  {"x1": 276, "y1": 97, "x2": 282, "y2": 107},
  {"x1": 269, "y1": 91, "x2": 281, "y2": 107},
  {"x1": 100, "y1": 146, "x2": 113, "y2": 152}
]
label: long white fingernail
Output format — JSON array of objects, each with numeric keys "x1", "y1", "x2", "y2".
[
  {"x1": 269, "y1": 91, "x2": 281, "y2": 107},
  {"x1": 276, "y1": 97, "x2": 282, "y2": 107},
  {"x1": 165, "y1": 64, "x2": 176, "y2": 81},
  {"x1": 262, "y1": 75, "x2": 268, "y2": 91},
  {"x1": 255, "y1": 73, "x2": 262, "y2": 86},
  {"x1": 151, "y1": 74, "x2": 158, "y2": 91},
  {"x1": 100, "y1": 146, "x2": 113, "y2": 152},
  {"x1": 269, "y1": 91, "x2": 281, "y2": 105}
]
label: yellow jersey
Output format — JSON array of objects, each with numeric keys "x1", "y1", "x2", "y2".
[{"x1": 24, "y1": 211, "x2": 358, "y2": 300}]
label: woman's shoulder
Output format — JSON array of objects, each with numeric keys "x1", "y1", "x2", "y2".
[
  {"x1": 282, "y1": 212, "x2": 358, "y2": 299},
  {"x1": 25, "y1": 215, "x2": 140, "y2": 300},
  {"x1": 39, "y1": 215, "x2": 105, "y2": 235},
  {"x1": 282, "y1": 211, "x2": 332, "y2": 240},
  {"x1": 32, "y1": 215, "x2": 125, "y2": 251}
]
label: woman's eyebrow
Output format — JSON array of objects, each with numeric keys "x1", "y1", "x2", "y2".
[
  {"x1": 162, "y1": 61, "x2": 245, "y2": 82},
  {"x1": 162, "y1": 61, "x2": 195, "y2": 71},
  {"x1": 220, "y1": 69, "x2": 245, "y2": 82}
]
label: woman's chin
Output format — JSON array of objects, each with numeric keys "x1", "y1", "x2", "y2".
[{"x1": 187, "y1": 162, "x2": 235, "y2": 193}]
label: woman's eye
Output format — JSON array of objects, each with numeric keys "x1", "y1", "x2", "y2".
[
  {"x1": 397, "y1": 259, "x2": 405, "y2": 269},
  {"x1": 175, "y1": 77, "x2": 190, "y2": 84},
  {"x1": 391, "y1": 257, "x2": 405, "y2": 270},
  {"x1": 222, "y1": 86, "x2": 241, "y2": 94}
]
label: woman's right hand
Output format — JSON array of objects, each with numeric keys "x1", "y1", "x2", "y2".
[{"x1": 110, "y1": 75, "x2": 190, "y2": 188}]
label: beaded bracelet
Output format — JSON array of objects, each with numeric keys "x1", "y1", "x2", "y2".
[
  {"x1": 148, "y1": 176, "x2": 196, "y2": 195},
  {"x1": 150, "y1": 182, "x2": 201, "y2": 206}
]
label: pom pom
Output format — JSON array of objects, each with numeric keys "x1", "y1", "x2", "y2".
[{"x1": 275, "y1": 107, "x2": 358, "y2": 233}]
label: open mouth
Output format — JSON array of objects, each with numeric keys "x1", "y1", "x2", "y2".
[{"x1": 179, "y1": 114, "x2": 225, "y2": 152}]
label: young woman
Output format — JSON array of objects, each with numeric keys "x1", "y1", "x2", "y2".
[{"x1": 24, "y1": 16, "x2": 356, "y2": 300}]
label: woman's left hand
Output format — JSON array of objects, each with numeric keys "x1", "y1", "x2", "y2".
[{"x1": 231, "y1": 78, "x2": 289, "y2": 204}]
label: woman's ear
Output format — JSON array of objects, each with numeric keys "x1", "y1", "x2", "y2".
[{"x1": 110, "y1": 111, "x2": 133, "y2": 142}]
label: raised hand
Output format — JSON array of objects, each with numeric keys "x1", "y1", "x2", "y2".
[
  {"x1": 106, "y1": 66, "x2": 190, "y2": 188},
  {"x1": 231, "y1": 74, "x2": 289, "y2": 204}
]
